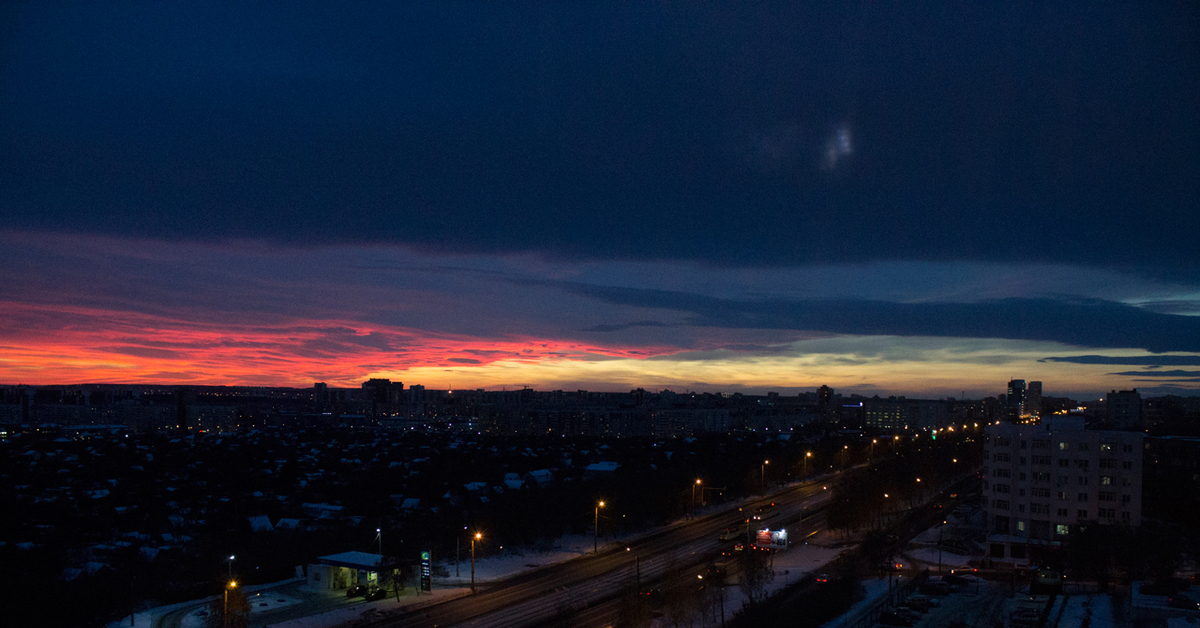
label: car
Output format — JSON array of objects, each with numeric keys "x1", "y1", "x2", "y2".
[
  {"x1": 943, "y1": 573, "x2": 971, "y2": 586},
  {"x1": 1168, "y1": 595, "x2": 1200, "y2": 611},
  {"x1": 906, "y1": 595, "x2": 939, "y2": 610},
  {"x1": 1011, "y1": 608, "x2": 1041, "y2": 627},
  {"x1": 815, "y1": 574, "x2": 830, "y2": 584},
  {"x1": 346, "y1": 584, "x2": 368, "y2": 598},
  {"x1": 919, "y1": 580, "x2": 952, "y2": 596},
  {"x1": 878, "y1": 611, "x2": 914, "y2": 626}
]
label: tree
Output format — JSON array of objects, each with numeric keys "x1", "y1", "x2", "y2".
[{"x1": 738, "y1": 548, "x2": 774, "y2": 607}]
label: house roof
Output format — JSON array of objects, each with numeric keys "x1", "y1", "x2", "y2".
[{"x1": 316, "y1": 551, "x2": 383, "y2": 570}]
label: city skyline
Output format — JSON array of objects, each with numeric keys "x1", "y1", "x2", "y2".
[{"x1": 2, "y1": 4, "x2": 1198, "y2": 399}]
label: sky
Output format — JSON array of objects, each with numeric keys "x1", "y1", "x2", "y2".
[{"x1": 2, "y1": 3, "x2": 1198, "y2": 399}]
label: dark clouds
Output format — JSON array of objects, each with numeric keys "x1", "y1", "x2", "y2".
[
  {"x1": 1041, "y1": 355, "x2": 1200, "y2": 366},
  {"x1": 561, "y1": 282, "x2": 1200, "y2": 353},
  {"x1": 2, "y1": 3, "x2": 1198, "y2": 274}
]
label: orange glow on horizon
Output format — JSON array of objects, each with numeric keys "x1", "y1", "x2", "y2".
[{"x1": 0, "y1": 300, "x2": 679, "y2": 387}]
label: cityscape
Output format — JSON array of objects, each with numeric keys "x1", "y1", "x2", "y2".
[{"x1": 2, "y1": 3, "x2": 1199, "y2": 628}]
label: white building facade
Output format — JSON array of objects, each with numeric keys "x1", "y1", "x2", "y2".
[{"x1": 982, "y1": 417, "x2": 1142, "y2": 562}]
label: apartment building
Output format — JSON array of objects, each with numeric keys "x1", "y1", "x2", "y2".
[{"x1": 982, "y1": 417, "x2": 1142, "y2": 562}]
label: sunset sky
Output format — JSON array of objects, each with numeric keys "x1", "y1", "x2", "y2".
[{"x1": 2, "y1": 3, "x2": 1197, "y2": 399}]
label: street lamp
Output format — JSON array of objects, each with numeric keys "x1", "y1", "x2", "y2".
[
  {"x1": 761, "y1": 460, "x2": 769, "y2": 495},
  {"x1": 870, "y1": 439, "x2": 877, "y2": 463},
  {"x1": 224, "y1": 581, "x2": 237, "y2": 628},
  {"x1": 228, "y1": 555, "x2": 235, "y2": 579},
  {"x1": 803, "y1": 452, "x2": 812, "y2": 480},
  {"x1": 470, "y1": 532, "x2": 481, "y2": 592},
  {"x1": 692, "y1": 479, "x2": 702, "y2": 518},
  {"x1": 594, "y1": 501, "x2": 605, "y2": 553}
]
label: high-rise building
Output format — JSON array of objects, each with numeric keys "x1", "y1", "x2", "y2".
[
  {"x1": 1106, "y1": 389, "x2": 1142, "y2": 430},
  {"x1": 1026, "y1": 381, "x2": 1042, "y2": 419},
  {"x1": 983, "y1": 417, "x2": 1142, "y2": 562},
  {"x1": 1007, "y1": 379, "x2": 1026, "y2": 420}
]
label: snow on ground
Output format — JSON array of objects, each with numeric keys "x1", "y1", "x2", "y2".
[{"x1": 107, "y1": 578, "x2": 304, "y2": 628}]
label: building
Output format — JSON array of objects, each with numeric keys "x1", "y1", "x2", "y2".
[
  {"x1": 862, "y1": 397, "x2": 948, "y2": 430},
  {"x1": 1106, "y1": 389, "x2": 1142, "y2": 430},
  {"x1": 1007, "y1": 379, "x2": 1026, "y2": 420},
  {"x1": 1026, "y1": 381, "x2": 1042, "y2": 419},
  {"x1": 982, "y1": 417, "x2": 1142, "y2": 563},
  {"x1": 307, "y1": 551, "x2": 384, "y2": 590}
]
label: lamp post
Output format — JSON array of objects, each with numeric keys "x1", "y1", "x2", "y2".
[
  {"x1": 594, "y1": 501, "x2": 605, "y2": 553},
  {"x1": 761, "y1": 460, "x2": 769, "y2": 495},
  {"x1": 803, "y1": 452, "x2": 812, "y2": 480},
  {"x1": 470, "y1": 532, "x2": 480, "y2": 592},
  {"x1": 456, "y1": 526, "x2": 466, "y2": 578},
  {"x1": 870, "y1": 439, "x2": 877, "y2": 463},
  {"x1": 227, "y1": 555, "x2": 235, "y2": 580},
  {"x1": 841, "y1": 445, "x2": 848, "y2": 469},
  {"x1": 692, "y1": 479, "x2": 701, "y2": 517},
  {"x1": 376, "y1": 528, "x2": 383, "y2": 556},
  {"x1": 224, "y1": 581, "x2": 236, "y2": 628}
]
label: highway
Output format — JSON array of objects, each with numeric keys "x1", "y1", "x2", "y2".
[{"x1": 365, "y1": 478, "x2": 833, "y2": 628}]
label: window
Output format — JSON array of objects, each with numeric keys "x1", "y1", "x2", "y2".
[
  {"x1": 1099, "y1": 459, "x2": 1116, "y2": 469},
  {"x1": 1122, "y1": 512, "x2": 1131, "y2": 521},
  {"x1": 1057, "y1": 491, "x2": 1068, "y2": 500},
  {"x1": 1077, "y1": 476, "x2": 1089, "y2": 486},
  {"x1": 1032, "y1": 488, "x2": 1051, "y2": 498},
  {"x1": 1019, "y1": 456, "x2": 1027, "y2": 465},
  {"x1": 1100, "y1": 443, "x2": 1114, "y2": 452},
  {"x1": 1077, "y1": 443, "x2": 1089, "y2": 451},
  {"x1": 1078, "y1": 493, "x2": 1089, "y2": 502},
  {"x1": 1059, "y1": 442, "x2": 1069, "y2": 451},
  {"x1": 994, "y1": 500, "x2": 1010, "y2": 510},
  {"x1": 1058, "y1": 476, "x2": 1069, "y2": 486},
  {"x1": 997, "y1": 437, "x2": 1011, "y2": 446},
  {"x1": 994, "y1": 453, "x2": 1011, "y2": 462},
  {"x1": 1100, "y1": 476, "x2": 1113, "y2": 485},
  {"x1": 1123, "y1": 444, "x2": 1133, "y2": 453},
  {"x1": 1099, "y1": 492, "x2": 1116, "y2": 502},
  {"x1": 1019, "y1": 473, "x2": 1027, "y2": 481},
  {"x1": 1059, "y1": 459, "x2": 1071, "y2": 468},
  {"x1": 1123, "y1": 461, "x2": 1133, "y2": 470},
  {"x1": 1021, "y1": 440, "x2": 1027, "y2": 449},
  {"x1": 1033, "y1": 439, "x2": 1050, "y2": 450},
  {"x1": 1031, "y1": 503, "x2": 1050, "y2": 514},
  {"x1": 1077, "y1": 509, "x2": 1088, "y2": 518},
  {"x1": 1057, "y1": 508, "x2": 1068, "y2": 517},
  {"x1": 1019, "y1": 488, "x2": 1026, "y2": 496},
  {"x1": 1017, "y1": 520, "x2": 1026, "y2": 531},
  {"x1": 994, "y1": 468, "x2": 1011, "y2": 478},
  {"x1": 1122, "y1": 495, "x2": 1131, "y2": 504},
  {"x1": 1122, "y1": 478, "x2": 1132, "y2": 487},
  {"x1": 1098, "y1": 508, "x2": 1115, "y2": 519},
  {"x1": 994, "y1": 483, "x2": 1010, "y2": 494},
  {"x1": 1033, "y1": 472, "x2": 1050, "y2": 482},
  {"x1": 1056, "y1": 524, "x2": 1070, "y2": 535},
  {"x1": 1074, "y1": 460, "x2": 1090, "y2": 470},
  {"x1": 1033, "y1": 456, "x2": 1051, "y2": 465}
]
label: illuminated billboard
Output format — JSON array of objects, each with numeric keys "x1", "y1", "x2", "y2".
[{"x1": 754, "y1": 528, "x2": 788, "y2": 550}]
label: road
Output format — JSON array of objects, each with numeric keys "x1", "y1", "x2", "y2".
[{"x1": 363, "y1": 479, "x2": 833, "y2": 628}]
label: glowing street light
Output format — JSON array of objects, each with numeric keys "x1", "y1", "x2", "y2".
[
  {"x1": 803, "y1": 451, "x2": 812, "y2": 480},
  {"x1": 594, "y1": 501, "x2": 605, "y2": 553},
  {"x1": 224, "y1": 581, "x2": 237, "y2": 628},
  {"x1": 228, "y1": 555, "x2": 235, "y2": 579},
  {"x1": 761, "y1": 460, "x2": 770, "y2": 495},
  {"x1": 471, "y1": 532, "x2": 481, "y2": 592},
  {"x1": 692, "y1": 479, "x2": 702, "y2": 517}
]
